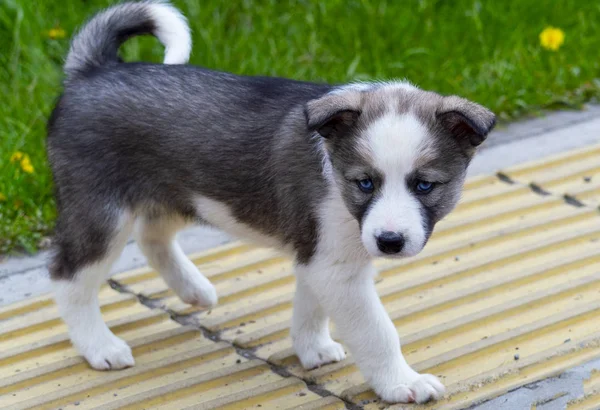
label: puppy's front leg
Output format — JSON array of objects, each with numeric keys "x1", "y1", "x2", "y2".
[
  {"x1": 291, "y1": 276, "x2": 346, "y2": 369},
  {"x1": 296, "y1": 261, "x2": 444, "y2": 404}
]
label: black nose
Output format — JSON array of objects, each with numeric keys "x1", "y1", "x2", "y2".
[{"x1": 376, "y1": 231, "x2": 405, "y2": 254}]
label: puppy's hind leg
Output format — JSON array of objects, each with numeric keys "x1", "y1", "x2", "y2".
[
  {"x1": 51, "y1": 208, "x2": 135, "y2": 370},
  {"x1": 134, "y1": 214, "x2": 217, "y2": 308}
]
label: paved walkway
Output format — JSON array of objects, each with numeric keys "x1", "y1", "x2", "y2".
[{"x1": 1, "y1": 107, "x2": 600, "y2": 409}]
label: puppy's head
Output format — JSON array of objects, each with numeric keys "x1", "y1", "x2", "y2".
[{"x1": 307, "y1": 82, "x2": 495, "y2": 258}]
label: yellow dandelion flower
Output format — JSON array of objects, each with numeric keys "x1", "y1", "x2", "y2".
[
  {"x1": 0, "y1": 193, "x2": 6, "y2": 202},
  {"x1": 20, "y1": 157, "x2": 35, "y2": 174},
  {"x1": 539, "y1": 27, "x2": 565, "y2": 51},
  {"x1": 10, "y1": 151, "x2": 24, "y2": 163},
  {"x1": 48, "y1": 27, "x2": 66, "y2": 40}
]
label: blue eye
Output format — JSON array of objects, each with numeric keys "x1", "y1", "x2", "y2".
[
  {"x1": 416, "y1": 180, "x2": 434, "y2": 194},
  {"x1": 357, "y1": 178, "x2": 374, "y2": 193}
]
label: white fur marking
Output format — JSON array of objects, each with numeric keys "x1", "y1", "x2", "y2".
[
  {"x1": 147, "y1": 1, "x2": 192, "y2": 64},
  {"x1": 54, "y1": 276, "x2": 134, "y2": 370},
  {"x1": 360, "y1": 112, "x2": 434, "y2": 257},
  {"x1": 317, "y1": 186, "x2": 369, "y2": 265}
]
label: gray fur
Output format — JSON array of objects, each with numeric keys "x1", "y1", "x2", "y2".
[{"x1": 47, "y1": 3, "x2": 496, "y2": 279}]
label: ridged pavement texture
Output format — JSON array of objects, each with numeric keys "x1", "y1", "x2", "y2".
[{"x1": 1, "y1": 144, "x2": 600, "y2": 410}]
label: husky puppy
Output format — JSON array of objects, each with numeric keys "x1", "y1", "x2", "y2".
[{"x1": 48, "y1": 1, "x2": 495, "y2": 403}]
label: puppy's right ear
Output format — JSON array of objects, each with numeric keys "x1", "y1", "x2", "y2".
[{"x1": 305, "y1": 92, "x2": 362, "y2": 138}]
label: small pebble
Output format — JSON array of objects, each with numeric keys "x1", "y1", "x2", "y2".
[
  {"x1": 514, "y1": 354, "x2": 520, "y2": 360},
  {"x1": 583, "y1": 176, "x2": 592, "y2": 183},
  {"x1": 298, "y1": 392, "x2": 307, "y2": 397},
  {"x1": 38, "y1": 237, "x2": 53, "y2": 248},
  {"x1": 564, "y1": 338, "x2": 571, "y2": 343},
  {"x1": 236, "y1": 359, "x2": 242, "y2": 364}
]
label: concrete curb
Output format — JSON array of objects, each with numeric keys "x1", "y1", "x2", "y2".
[
  {"x1": 0, "y1": 228, "x2": 230, "y2": 305},
  {"x1": 471, "y1": 357, "x2": 600, "y2": 410}
]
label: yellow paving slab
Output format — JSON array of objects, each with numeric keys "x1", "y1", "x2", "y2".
[
  {"x1": 502, "y1": 143, "x2": 600, "y2": 207},
  {"x1": 0, "y1": 285, "x2": 340, "y2": 409},
  {"x1": 2, "y1": 144, "x2": 600, "y2": 409}
]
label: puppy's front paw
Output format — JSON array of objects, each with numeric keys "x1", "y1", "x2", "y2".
[
  {"x1": 80, "y1": 333, "x2": 134, "y2": 370},
  {"x1": 295, "y1": 339, "x2": 346, "y2": 369},
  {"x1": 377, "y1": 373, "x2": 445, "y2": 404},
  {"x1": 409, "y1": 373, "x2": 445, "y2": 403}
]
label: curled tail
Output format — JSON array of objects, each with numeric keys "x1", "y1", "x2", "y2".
[{"x1": 64, "y1": 0, "x2": 191, "y2": 78}]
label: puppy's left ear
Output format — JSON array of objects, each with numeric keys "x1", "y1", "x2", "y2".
[
  {"x1": 305, "y1": 92, "x2": 362, "y2": 139},
  {"x1": 437, "y1": 96, "x2": 496, "y2": 151}
]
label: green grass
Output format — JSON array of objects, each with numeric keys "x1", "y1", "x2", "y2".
[{"x1": 1, "y1": 0, "x2": 600, "y2": 254}]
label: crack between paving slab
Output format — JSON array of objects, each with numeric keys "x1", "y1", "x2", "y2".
[
  {"x1": 532, "y1": 391, "x2": 570, "y2": 408},
  {"x1": 495, "y1": 172, "x2": 516, "y2": 185},
  {"x1": 494, "y1": 172, "x2": 599, "y2": 212},
  {"x1": 528, "y1": 183, "x2": 552, "y2": 196},
  {"x1": 107, "y1": 279, "x2": 362, "y2": 410},
  {"x1": 563, "y1": 194, "x2": 587, "y2": 208}
]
